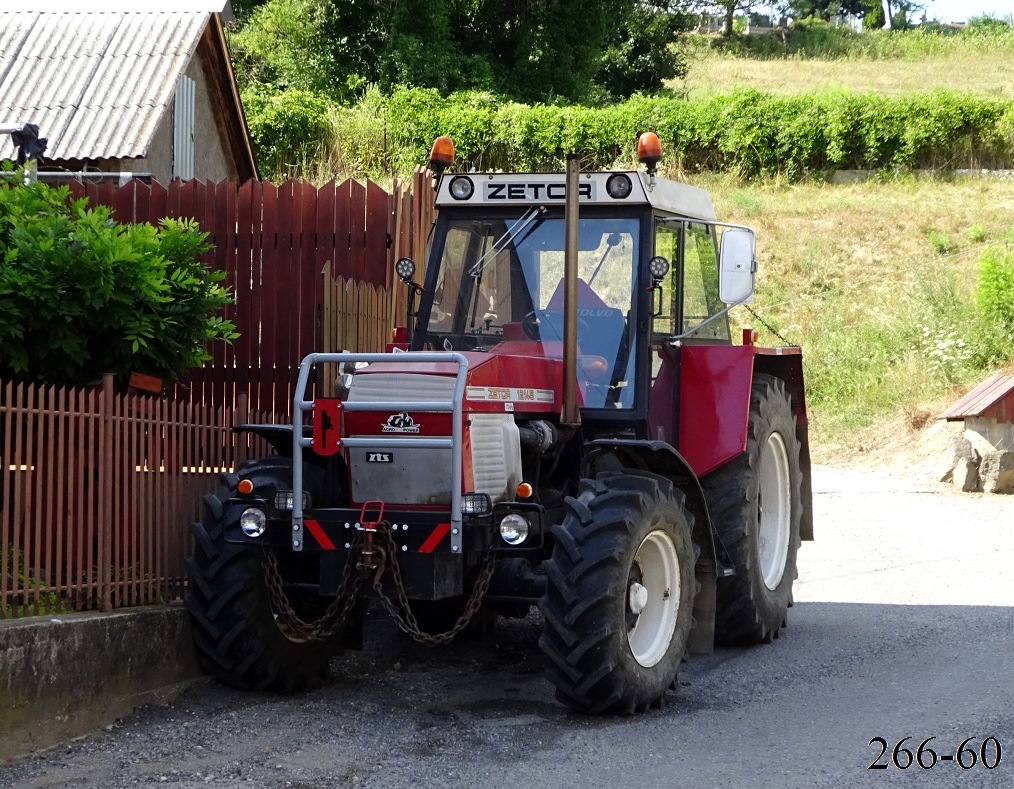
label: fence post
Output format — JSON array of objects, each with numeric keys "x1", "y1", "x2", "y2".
[
  {"x1": 235, "y1": 392, "x2": 248, "y2": 466},
  {"x1": 98, "y1": 373, "x2": 114, "y2": 612}
]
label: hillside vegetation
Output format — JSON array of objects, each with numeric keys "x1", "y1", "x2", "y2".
[
  {"x1": 229, "y1": 12, "x2": 1014, "y2": 451},
  {"x1": 670, "y1": 21, "x2": 1014, "y2": 451},
  {"x1": 679, "y1": 23, "x2": 1014, "y2": 97},
  {"x1": 701, "y1": 175, "x2": 1014, "y2": 452}
]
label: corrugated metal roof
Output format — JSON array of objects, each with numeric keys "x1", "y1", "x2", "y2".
[
  {"x1": 940, "y1": 374, "x2": 1014, "y2": 421},
  {"x1": 0, "y1": 11, "x2": 209, "y2": 161}
]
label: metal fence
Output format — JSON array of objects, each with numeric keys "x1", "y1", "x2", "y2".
[{"x1": 0, "y1": 375, "x2": 274, "y2": 618}]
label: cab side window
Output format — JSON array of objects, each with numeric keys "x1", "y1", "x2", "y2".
[
  {"x1": 652, "y1": 223, "x2": 679, "y2": 340},
  {"x1": 682, "y1": 223, "x2": 729, "y2": 341}
]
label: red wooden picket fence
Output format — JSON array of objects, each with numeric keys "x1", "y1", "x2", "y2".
[{"x1": 0, "y1": 376, "x2": 274, "y2": 617}]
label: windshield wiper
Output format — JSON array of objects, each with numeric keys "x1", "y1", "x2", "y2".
[{"x1": 467, "y1": 206, "x2": 546, "y2": 277}]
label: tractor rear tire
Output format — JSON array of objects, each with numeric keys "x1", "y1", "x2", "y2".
[
  {"x1": 703, "y1": 374, "x2": 802, "y2": 646},
  {"x1": 185, "y1": 484, "x2": 341, "y2": 692},
  {"x1": 539, "y1": 471, "x2": 697, "y2": 714}
]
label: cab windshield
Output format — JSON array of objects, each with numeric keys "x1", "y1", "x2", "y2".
[{"x1": 417, "y1": 214, "x2": 640, "y2": 409}]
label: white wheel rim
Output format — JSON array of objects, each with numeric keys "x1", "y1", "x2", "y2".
[
  {"x1": 627, "y1": 529, "x2": 680, "y2": 668},
  {"x1": 758, "y1": 431, "x2": 791, "y2": 590}
]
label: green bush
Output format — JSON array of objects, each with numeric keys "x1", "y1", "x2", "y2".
[
  {"x1": 975, "y1": 244, "x2": 1014, "y2": 361},
  {"x1": 242, "y1": 87, "x2": 332, "y2": 180},
  {"x1": 0, "y1": 178, "x2": 237, "y2": 387},
  {"x1": 375, "y1": 87, "x2": 1014, "y2": 182},
  {"x1": 257, "y1": 84, "x2": 1014, "y2": 184}
]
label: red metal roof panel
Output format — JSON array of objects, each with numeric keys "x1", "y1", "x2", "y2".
[{"x1": 940, "y1": 374, "x2": 1014, "y2": 421}]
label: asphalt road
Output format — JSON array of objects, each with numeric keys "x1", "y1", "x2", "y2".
[{"x1": 2, "y1": 466, "x2": 1012, "y2": 789}]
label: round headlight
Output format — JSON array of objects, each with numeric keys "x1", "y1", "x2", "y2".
[
  {"x1": 649, "y1": 255, "x2": 670, "y2": 280},
  {"x1": 395, "y1": 257, "x2": 416, "y2": 279},
  {"x1": 240, "y1": 507, "x2": 267, "y2": 538},
  {"x1": 606, "y1": 173, "x2": 633, "y2": 199},
  {"x1": 449, "y1": 175, "x2": 474, "y2": 200},
  {"x1": 499, "y1": 513, "x2": 530, "y2": 546}
]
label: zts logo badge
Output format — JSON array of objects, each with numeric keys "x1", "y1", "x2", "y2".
[
  {"x1": 382, "y1": 412, "x2": 420, "y2": 433},
  {"x1": 367, "y1": 452, "x2": 393, "y2": 463}
]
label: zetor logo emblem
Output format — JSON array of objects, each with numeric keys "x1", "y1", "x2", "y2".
[
  {"x1": 382, "y1": 412, "x2": 420, "y2": 433},
  {"x1": 484, "y1": 182, "x2": 594, "y2": 201}
]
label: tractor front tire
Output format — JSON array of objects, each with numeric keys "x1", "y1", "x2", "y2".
[
  {"x1": 185, "y1": 486, "x2": 340, "y2": 692},
  {"x1": 703, "y1": 373, "x2": 802, "y2": 645},
  {"x1": 539, "y1": 472, "x2": 697, "y2": 714}
]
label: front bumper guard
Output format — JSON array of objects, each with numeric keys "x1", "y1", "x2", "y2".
[{"x1": 290, "y1": 351, "x2": 469, "y2": 554}]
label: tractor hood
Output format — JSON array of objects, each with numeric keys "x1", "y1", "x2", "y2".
[{"x1": 349, "y1": 349, "x2": 566, "y2": 414}]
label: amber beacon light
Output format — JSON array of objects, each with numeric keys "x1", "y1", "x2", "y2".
[
  {"x1": 428, "y1": 136, "x2": 455, "y2": 174},
  {"x1": 637, "y1": 131, "x2": 663, "y2": 177}
]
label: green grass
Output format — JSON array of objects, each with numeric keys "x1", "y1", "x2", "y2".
[
  {"x1": 679, "y1": 25, "x2": 1014, "y2": 97},
  {"x1": 692, "y1": 175, "x2": 1014, "y2": 456}
]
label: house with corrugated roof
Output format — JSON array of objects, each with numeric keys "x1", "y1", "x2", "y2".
[{"x1": 0, "y1": 1, "x2": 256, "y2": 183}]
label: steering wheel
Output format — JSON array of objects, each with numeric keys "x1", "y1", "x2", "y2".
[{"x1": 521, "y1": 309, "x2": 590, "y2": 341}]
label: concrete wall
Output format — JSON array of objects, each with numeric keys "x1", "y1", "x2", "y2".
[
  {"x1": 123, "y1": 54, "x2": 233, "y2": 184},
  {"x1": 966, "y1": 416, "x2": 1014, "y2": 451},
  {"x1": 0, "y1": 606, "x2": 203, "y2": 760}
]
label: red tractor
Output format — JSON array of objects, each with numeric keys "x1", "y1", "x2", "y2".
[{"x1": 186, "y1": 134, "x2": 813, "y2": 713}]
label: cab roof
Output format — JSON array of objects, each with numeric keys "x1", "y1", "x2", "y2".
[{"x1": 435, "y1": 171, "x2": 717, "y2": 222}]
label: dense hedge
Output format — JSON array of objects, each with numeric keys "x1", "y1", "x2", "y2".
[
  {"x1": 369, "y1": 87, "x2": 1014, "y2": 180},
  {"x1": 304, "y1": 85, "x2": 1014, "y2": 180}
]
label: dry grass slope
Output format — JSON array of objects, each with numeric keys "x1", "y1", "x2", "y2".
[{"x1": 679, "y1": 52, "x2": 1014, "y2": 98}]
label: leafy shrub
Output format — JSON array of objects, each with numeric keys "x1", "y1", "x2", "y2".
[
  {"x1": 241, "y1": 87, "x2": 332, "y2": 180},
  {"x1": 967, "y1": 224, "x2": 988, "y2": 243},
  {"x1": 975, "y1": 245, "x2": 1014, "y2": 359},
  {"x1": 0, "y1": 179, "x2": 237, "y2": 387},
  {"x1": 927, "y1": 230, "x2": 956, "y2": 255}
]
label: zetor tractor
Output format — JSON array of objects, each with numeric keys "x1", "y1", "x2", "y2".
[{"x1": 186, "y1": 133, "x2": 813, "y2": 714}]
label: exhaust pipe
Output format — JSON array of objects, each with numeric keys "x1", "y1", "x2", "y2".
[{"x1": 562, "y1": 154, "x2": 581, "y2": 426}]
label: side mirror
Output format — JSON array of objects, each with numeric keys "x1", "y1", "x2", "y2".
[
  {"x1": 719, "y1": 228, "x2": 756, "y2": 305},
  {"x1": 334, "y1": 352, "x2": 369, "y2": 399}
]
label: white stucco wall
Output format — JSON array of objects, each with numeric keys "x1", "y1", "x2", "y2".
[{"x1": 966, "y1": 416, "x2": 1014, "y2": 451}]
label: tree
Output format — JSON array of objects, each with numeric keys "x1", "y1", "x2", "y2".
[
  {"x1": 704, "y1": 0, "x2": 754, "y2": 35},
  {"x1": 785, "y1": 0, "x2": 883, "y2": 20},
  {"x1": 455, "y1": 0, "x2": 632, "y2": 101},
  {"x1": 231, "y1": 0, "x2": 687, "y2": 104},
  {"x1": 230, "y1": 0, "x2": 344, "y2": 97},
  {"x1": 596, "y1": 0, "x2": 692, "y2": 98},
  {"x1": 0, "y1": 179, "x2": 236, "y2": 387}
]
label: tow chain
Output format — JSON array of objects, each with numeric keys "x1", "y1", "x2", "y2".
[
  {"x1": 744, "y1": 304, "x2": 796, "y2": 347},
  {"x1": 263, "y1": 529, "x2": 368, "y2": 642},
  {"x1": 262, "y1": 522, "x2": 494, "y2": 646},
  {"x1": 371, "y1": 525, "x2": 496, "y2": 647}
]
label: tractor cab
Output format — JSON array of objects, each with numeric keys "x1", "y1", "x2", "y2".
[{"x1": 407, "y1": 141, "x2": 758, "y2": 420}]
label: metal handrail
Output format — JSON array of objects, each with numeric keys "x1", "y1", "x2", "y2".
[{"x1": 290, "y1": 352, "x2": 469, "y2": 553}]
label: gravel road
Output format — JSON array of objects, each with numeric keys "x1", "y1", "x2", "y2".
[{"x1": 2, "y1": 465, "x2": 1012, "y2": 788}]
